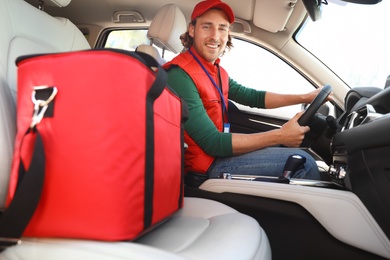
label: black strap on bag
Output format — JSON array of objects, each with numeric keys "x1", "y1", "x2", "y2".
[
  {"x1": 115, "y1": 49, "x2": 171, "y2": 229},
  {"x1": 0, "y1": 131, "x2": 46, "y2": 250},
  {"x1": 132, "y1": 51, "x2": 168, "y2": 229},
  {"x1": 0, "y1": 84, "x2": 57, "y2": 250}
]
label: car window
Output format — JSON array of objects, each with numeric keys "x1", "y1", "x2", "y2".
[
  {"x1": 105, "y1": 30, "x2": 148, "y2": 50},
  {"x1": 104, "y1": 30, "x2": 315, "y2": 120},
  {"x1": 296, "y1": 1, "x2": 390, "y2": 89},
  {"x1": 104, "y1": 29, "x2": 177, "y2": 61},
  {"x1": 222, "y1": 38, "x2": 315, "y2": 119}
]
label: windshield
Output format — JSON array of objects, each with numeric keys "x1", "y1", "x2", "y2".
[{"x1": 296, "y1": 1, "x2": 390, "y2": 89}]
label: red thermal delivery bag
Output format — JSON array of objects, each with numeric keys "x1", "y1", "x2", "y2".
[{"x1": 1, "y1": 49, "x2": 186, "y2": 242}]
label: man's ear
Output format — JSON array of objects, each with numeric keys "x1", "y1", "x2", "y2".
[{"x1": 189, "y1": 23, "x2": 195, "y2": 38}]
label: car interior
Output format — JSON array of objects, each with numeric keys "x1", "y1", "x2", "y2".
[
  {"x1": 1, "y1": 0, "x2": 389, "y2": 259},
  {"x1": 0, "y1": 0, "x2": 270, "y2": 259}
]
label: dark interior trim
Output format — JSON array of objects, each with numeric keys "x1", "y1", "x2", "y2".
[{"x1": 185, "y1": 187, "x2": 387, "y2": 260}]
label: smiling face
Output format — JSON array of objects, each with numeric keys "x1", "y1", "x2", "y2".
[{"x1": 189, "y1": 8, "x2": 230, "y2": 64}]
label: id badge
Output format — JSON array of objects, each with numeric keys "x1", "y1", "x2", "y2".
[{"x1": 224, "y1": 123, "x2": 230, "y2": 133}]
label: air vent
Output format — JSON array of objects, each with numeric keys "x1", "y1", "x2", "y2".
[{"x1": 342, "y1": 104, "x2": 383, "y2": 131}]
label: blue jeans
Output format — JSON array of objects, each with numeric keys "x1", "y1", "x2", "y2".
[{"x1": 206, "y1": 147, "x2": 320, "y2": 180}]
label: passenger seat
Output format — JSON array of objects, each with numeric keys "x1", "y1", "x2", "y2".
[
  {"x1": 0, "y1": 0, "x2": 90, "y2": 207},
  {"x1": 136, "y1": 3, "x2": 186, "y2": 64},
  {"x1": 0, "y1": 0, "x2": 271, "y2": 259}
]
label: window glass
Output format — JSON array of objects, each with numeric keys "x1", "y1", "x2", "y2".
[
  {"x1": 222, "y1": 38, "x2": 315, "y2": 119},
  {"x1": 104, "y1": 30, "x2": 317, "y2": 120},
  {"x1": 104, "y1": 29, "x2": 177, "y2": 61},
  {"x1": 105, "y1": 30, "x2": 149, "y2": 50},
  {"x1": 296, "y1": 1, "x2": 390, "y2": 89}
]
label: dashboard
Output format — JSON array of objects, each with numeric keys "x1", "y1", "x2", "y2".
[{"x1": 330, "y1": 86, "x2": 390, "y2": 241}]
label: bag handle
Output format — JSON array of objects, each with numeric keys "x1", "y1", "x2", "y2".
[
  {"x1": 132, "y1": 51, "x2": 168, "y2": 229},
  {"x1": 134, "y1": 51, "x2": 167, "y2": 100}
]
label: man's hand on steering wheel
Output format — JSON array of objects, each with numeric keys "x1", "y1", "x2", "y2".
[
  {"x1": 298, "y1": 85, "x2": 333, "y2": 126},
  {"x1": 304, "y1": 86, "x2": 333, "y2": 104},
  {"x1": 279, "y1": 111, "x2": 310, "y2": 147}
]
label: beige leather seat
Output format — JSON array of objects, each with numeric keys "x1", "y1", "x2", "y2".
[
  {"x1": 0, "y1": 0, "x2": 271, "y2": 259},
  {"x1": 136, "y1": 3, "x2": 186, "y2": 64},
  {"x1": 137, "y1": 197, "x2": 270, "y2": 260},
  {"x1": 0, "y1": 0, "x2": 90, "y2": 206},
  {"x1": 2, "y1": 197, "x2": 270, "y2": 260},
  {"x1": 136, "y1": 44, "x2": 166, "y2": 65}
]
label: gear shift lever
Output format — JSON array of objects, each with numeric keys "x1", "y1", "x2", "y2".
[
  {"x1": 254, "y1": 154, "x2": 307, "y2": 183},
  {"x1": 224, "y1": 154, "x2": 307, "y2": 184},
  {"x1": 281, "y1": 154, "x2": 306, "y2": 181}
]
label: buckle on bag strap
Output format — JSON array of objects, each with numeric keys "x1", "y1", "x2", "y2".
[{"x1": 30, "y1": 86, "x2": 58, "y2": 129}]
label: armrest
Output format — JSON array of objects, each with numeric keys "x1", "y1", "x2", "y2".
[{"x1": 199, "y1": 179, "x2": 390, "y2": 259}]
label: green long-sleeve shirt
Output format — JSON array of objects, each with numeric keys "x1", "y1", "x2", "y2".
[{"x1": 166, "y1": 66, "x2": 266, "y2": 157}]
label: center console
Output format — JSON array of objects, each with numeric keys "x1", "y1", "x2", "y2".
[{"x1": 190, "y1": 86, "x2": 390, "y2": 259}]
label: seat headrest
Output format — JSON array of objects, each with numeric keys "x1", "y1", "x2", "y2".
[
  {"x1": 147, "y1": 4, "x2": 186, "y2": 54},
  {"x1": 136, "y1": 44, "x2": 165, "y2": 65},
  {"x1": 45, "y1": 0, "x2": 71, "y2": 7}
]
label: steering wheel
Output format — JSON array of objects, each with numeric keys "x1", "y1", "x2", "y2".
[{"x1": 298, "y1": 84, "x2": 332, "y2": 126}]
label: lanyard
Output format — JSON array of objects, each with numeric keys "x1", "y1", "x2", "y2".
[{"x1": 188, "y1": 49, "x2": 229, "y2": 122}]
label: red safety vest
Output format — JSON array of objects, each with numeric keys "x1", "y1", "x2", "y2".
[{"x1": 164, "y1": 47, "x2": 229, "y2": 174}]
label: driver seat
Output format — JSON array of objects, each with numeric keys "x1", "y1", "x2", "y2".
[{"x1": 136, "y1": 3, "x2": 186, "y2": 64}]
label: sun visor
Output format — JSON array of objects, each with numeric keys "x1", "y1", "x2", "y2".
[
  {"x1": 224, "y1": 0, "x2": 255, "y2": 20},
  {"x1": 253, "y1": 0, "x2": 298, "y2": 33}
]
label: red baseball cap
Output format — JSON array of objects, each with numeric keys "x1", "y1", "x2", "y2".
[{"x1": 191, "y1": 0, "x2": 235, "y2": 24}]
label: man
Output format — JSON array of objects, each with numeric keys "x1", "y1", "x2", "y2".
[{"x1": 164, "y1": 0, "x2": 323, "y2": 184}]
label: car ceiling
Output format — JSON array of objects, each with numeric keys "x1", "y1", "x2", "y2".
[
  {"x1": 27, "y1": 0, "x2": 307, "y2": 40},
  {"x1": 23, "y1": 0, "x2": 352, "y2": 115}
]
